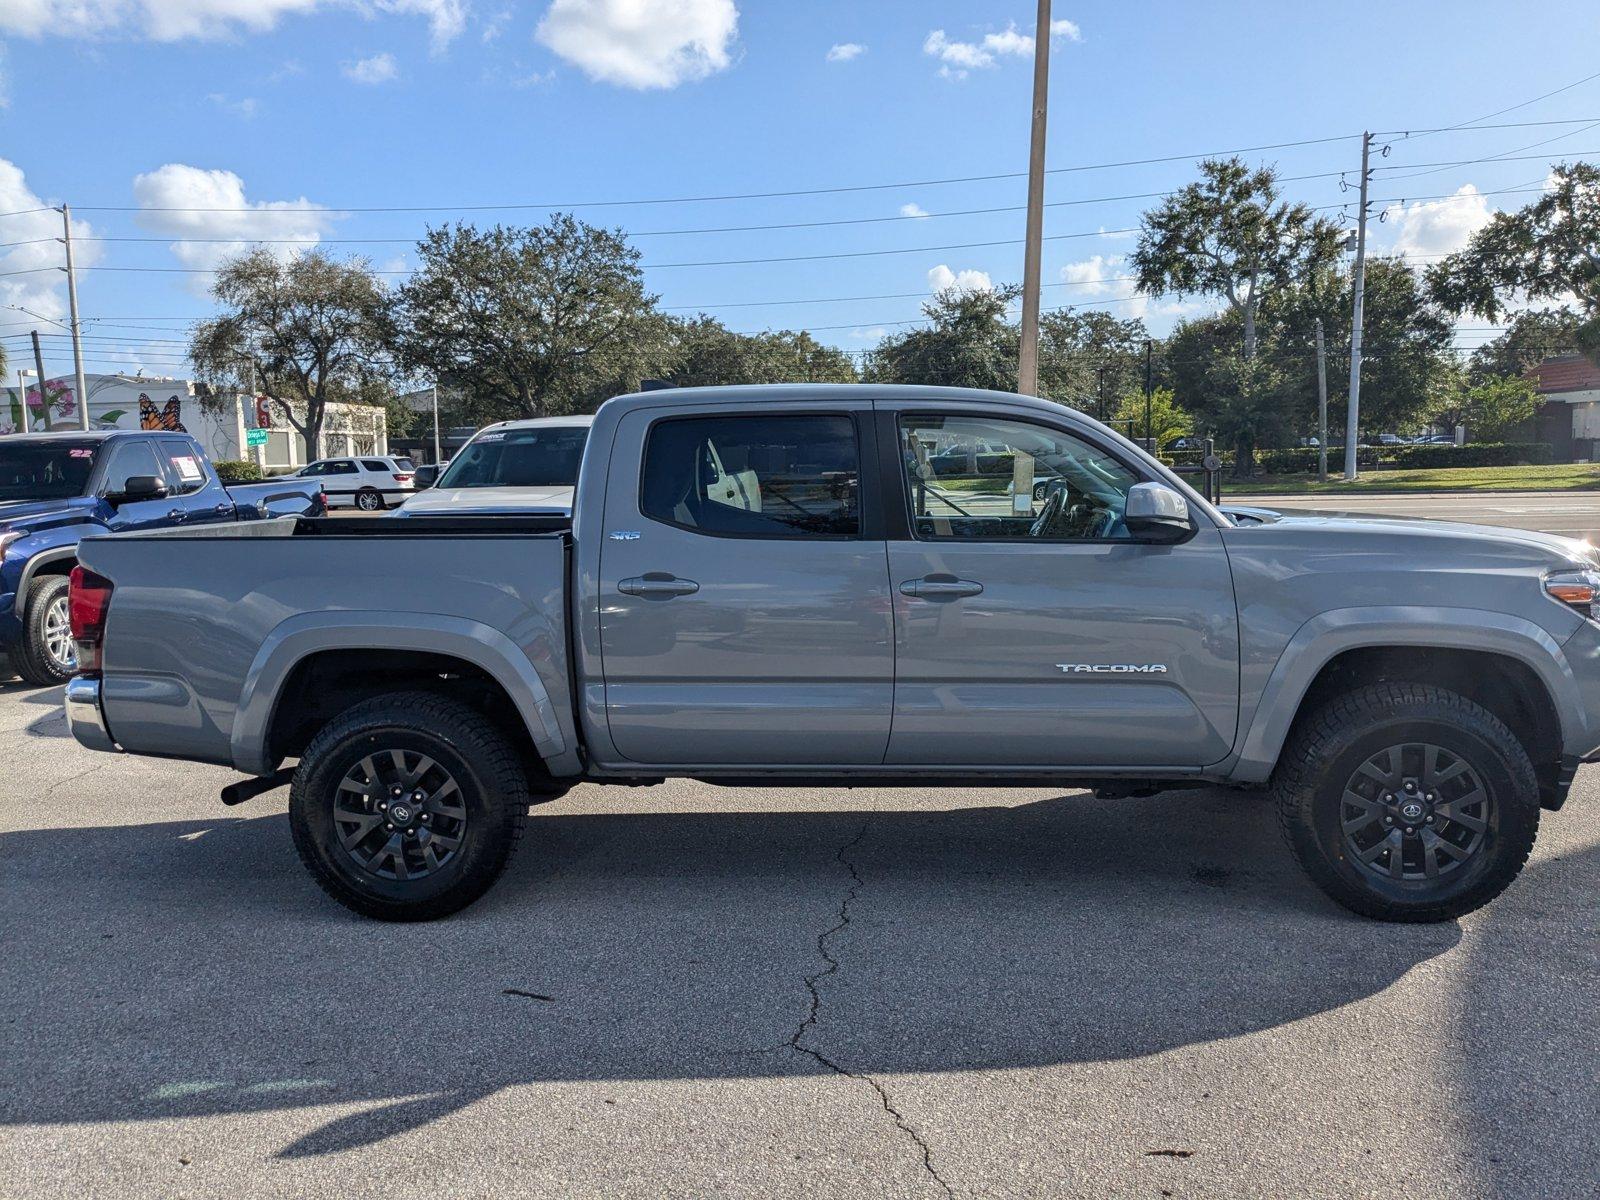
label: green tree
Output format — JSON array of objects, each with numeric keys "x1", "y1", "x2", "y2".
[
  {"x1": 1464, "y1": 375, "x2": 1540, "y2": 442},
  {"x1": 1132, "y1": 157, "x2": 1345, "y2": 362},
  {"x1": 665, "y1": 317, "x2": 857, "y2": 386},
  {"x1": 390, "y1": 216, "x2": 667, "y2": 421},
  {"x1": 189, "y1": 249, "x2": 394, "y2": 460},
  {"x1": 1468, "y1": 308, "x2": 1583, "y2": 383},
  {"x1": 1037, "y1": 310, "x2": 1149, "y2": 416},
  {"x1": 864, "y1": 286, "x2": 1020, "y2": 389},
  {"x1": 1428, "y1": 163, "x2": 1600, "y2": 360},
  {"x1": 1164, "y1": 311, "x2": 1298, "y2": 473},
  {"x1": 1111, "y1": 386, "x2": 1190, "y2": 449},
  {"x1": 1271, "y1": 256, "x2": 1456, "y2": 436}
]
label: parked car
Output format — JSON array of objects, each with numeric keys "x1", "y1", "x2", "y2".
[
  {"x1": 66, "y1": 384, "x2": 1600, "y2": 924},
  {"x1": 290, "y1": 455, "x2": 416, "y2": 511},
  {"x1": 0, "y1": 429, "x2": 323, "y2": 684},
  {"x1": 394, "y1": 416, "x2": 592, "y2": 516}
]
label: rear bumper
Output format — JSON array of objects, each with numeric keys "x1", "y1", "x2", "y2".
[{"x1": 65, "y1": 676, "x2": 119, "y2": 753}]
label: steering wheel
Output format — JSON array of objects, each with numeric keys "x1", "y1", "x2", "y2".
[{"x1": 1029, "y1": 487, "x2": 1066, "y2": 538}]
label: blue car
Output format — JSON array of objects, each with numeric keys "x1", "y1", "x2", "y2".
[{"x1": 0, "y1": 430, "x2": 322, "y2": 685}]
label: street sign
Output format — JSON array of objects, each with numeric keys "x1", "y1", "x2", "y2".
[{"x1": 245, "y1": 428, "x2": 269, "y2": 448}]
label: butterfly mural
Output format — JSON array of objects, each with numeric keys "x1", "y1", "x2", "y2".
[{"x1": 139, "y1": 394, "x2": 187, "y2": 433}]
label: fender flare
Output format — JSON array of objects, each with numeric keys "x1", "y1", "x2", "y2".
[
  {"x1": 17, "y1": 545, "x2": 79, "y2": 599},
  {"x1": 1230, "y1": 605, "x2": 1580, "y2": 783},
  {"x1": 231, "y1": 611, "x2": 568, "y2": 776}
]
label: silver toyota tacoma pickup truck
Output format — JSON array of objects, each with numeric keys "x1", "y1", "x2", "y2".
[{"x1": 64, "y1": 385, "x2": 1600, "y2": 922}]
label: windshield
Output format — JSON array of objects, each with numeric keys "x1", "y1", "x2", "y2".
[
  {"x1": 436, "y1": 426, "x2": 589, "y2": 489},
  {"x1": 0, "y1": 441, "x2": 98, "y2": 503}
]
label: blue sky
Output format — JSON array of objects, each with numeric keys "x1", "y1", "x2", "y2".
[{"x1": 2, "y1": 0, "x2": 1599, "y2": 381}]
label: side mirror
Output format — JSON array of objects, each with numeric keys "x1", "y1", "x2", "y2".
[
  {"x1": 413, "y1": 465, "x2": 440, "y2": 489},
  {"x1": 106, "y1": 474, "x2": 168, "y2": 504},
  {"x1": 1124, "y1": 481, "x2": 1193, "y2": 543}
]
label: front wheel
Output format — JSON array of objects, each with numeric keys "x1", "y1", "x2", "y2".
[
  {"x1": 289, "y1": 692, "x2": 528, "y2": 920},
  {"x1": 1274, "y1": 682, "x2": 1539, "y2": 922},
  {"x1": 15, "y1": 575, "x2": 75, "y2": 686}
]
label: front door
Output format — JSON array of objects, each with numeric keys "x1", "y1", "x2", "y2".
[
  {"x1": 597, "y1": 406, "x2": 894, "y2": 766},
  {"x1": 96, "y1": 438, "x2": 179, "y2": 532},
  {"x1": 883, "y1": 407, "x2": 1239, "y2": 769}
]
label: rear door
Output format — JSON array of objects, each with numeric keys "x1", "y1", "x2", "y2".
[
  {"x1": 882, "y1": 404, "x2": 1240, "y2": 768},
  {"x1": 597, "y1": 404, "x2": 894, "y2": 766},
  {"x1": 155, "y1": 436, "x2": 230, "y2": 525}
]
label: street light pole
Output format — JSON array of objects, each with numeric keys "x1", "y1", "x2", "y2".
[
  {"x1": 30, "y1": 330, "x2": 48, "y2": 425},
  {"x1": 1315, "y1": 318, "x2": 1329, "y2": 483},
  {"x1": 432, "y1": 382, "x2": 442, "y2": 464},
  {"x1": 59, "y1": 205, "x2": 90, "y2": 431},
  {"x1": 1343, "y1": 133, "x2": 1372, "y2": 481},
  {"x1": 1016, "y1": 0, "x2": 1051, "y2": 397}
]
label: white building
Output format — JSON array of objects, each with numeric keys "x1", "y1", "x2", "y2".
[{"x1": 1, "y1": 373, "x2": 387, "y2": 470}]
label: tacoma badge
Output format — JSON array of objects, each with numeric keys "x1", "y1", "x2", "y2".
[{"x1": 1056, "y1": 663, "x2": 1169, "y2": 674}]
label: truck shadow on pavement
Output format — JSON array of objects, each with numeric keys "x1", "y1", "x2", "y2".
[{"x1": 3, "y1": 788, "x2": 1478, "y2": 1158}]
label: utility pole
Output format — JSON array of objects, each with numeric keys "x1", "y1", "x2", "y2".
[
  {"x1": 30, "y1": 331, "x2": 48, "y2": 424},
  {"x1": 1343, "y1": 133, "x2": 1372, "y2": 481},
  {"x1": 1143, "y1": 339, "x2": 1154, "y2": 449},
  {"x1": 1315, "y1": 319, "x2": 1329, "y2": 482},
  {"x1": 431, "y1": 382, "x2": 442, "y2": 464},
  {"x1": 1016, "y1": 0, "x2": 1051, "y2": 396},
  {"x1": 59, "y1": 205, "x2": 90, "y2": 431}
]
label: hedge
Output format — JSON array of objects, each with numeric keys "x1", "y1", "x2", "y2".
[
  {"x1": 213, "y1": 459, "x2": 264, "y2": 482},
  {"x1": 1386, "y1": 442, "x2": 1552, "y2": 468}
]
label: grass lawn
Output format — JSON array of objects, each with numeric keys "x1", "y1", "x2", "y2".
[
  {"x1": 935, "y1": 463, "x2": 1600, "y2": 496},
  {"x1": 1220, "y1": 463, "x2": 1600, "y2": 495}
]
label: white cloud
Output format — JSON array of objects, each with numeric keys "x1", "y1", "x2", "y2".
[
  {"x1": 536, "y1": 0, "x2": 739, "y2": 90},
  {"x1": 849, "y1": 326, "x2": 887, "y2": 340},
  {"x1": 0, "y1": 159, "x2": 100, "y2": 329},
  {"x1": 0, "y1": 0, "x2": 465, "y2": 48},
  {"x1": 900, "y1": 202, "x2": 930, "y2": 219},
  {"x1": 924, "y1": 18, "x2": 1079, "y2": 79},
  {"x1": 928, "y1": 264, "x2": 993, "y2": 294},
  {"x1": 131, "y1": 164, "x2": 334, "y2": 293},
  {"x1": 1380, "y1": 184, "x2": 1494, "y2": 261},
  {"x1": 826, "y1": 42, "x2": 864, "y2": 63},
  {"x1": 206, "y1": 92, "x2": 258, "y2": 117},
  {"x1": 1059, "y1": 253, "x2": 1121, "y2": 295},
  {"x1": 343, "y1": 52, "x2": 399, "y2": 84}
]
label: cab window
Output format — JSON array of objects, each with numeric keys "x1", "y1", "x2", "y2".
[
  {"x1": 156, "y1": 438, "x2": 208, "y2": 495},
  {"x1": 641, "y1": 414, "x2": 859, "y2": 539},
  {"x1": 99, "y1": 439, "x2": 162, "y2": 497},
  {"x1": 899, "y1": 414, "x2": 1138, "y2": 541}
]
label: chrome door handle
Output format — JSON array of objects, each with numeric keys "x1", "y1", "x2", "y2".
[
  {"x1": 167, "y1": 508, "x2": 185, "y2": 521},
  {"x1": 215, "y1": 502, "x2": 231, "y2": 514},
  {"x1": 618, "y1": 573, "x2": 700, "y2": 599},
  {"x1": 899, "y1": 576, "x2": 984, "y2": 600}
]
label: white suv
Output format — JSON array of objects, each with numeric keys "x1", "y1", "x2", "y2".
[{"x1": 294, "y1": 455, "x2": 416, "y2": 511}]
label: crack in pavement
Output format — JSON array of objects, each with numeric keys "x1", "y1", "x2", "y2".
[
  {"x1": 44, "y1": 761, "x2": 111, "y2": 798},
  {"x1": 788, "y1": 816, "x2": 954, "y2": 1198}
]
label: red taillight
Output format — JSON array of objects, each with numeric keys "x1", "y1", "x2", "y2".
[
  {"x1": 68, "y1": 565, "x2": 114, "y2": 676},
  {"x1": 393, "y1": 473, "x2": 413, "y2": 483}
]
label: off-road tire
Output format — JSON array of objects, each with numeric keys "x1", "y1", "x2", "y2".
[
  {"x1": 1274, "y1": 682, "x2": 1539, "y2": 922},
  {"x1": 289, "y1": 691, "x2": 528, "y2": 920},
  {"x1": 354, "y1": 487, "x2": 385, "y2": 511},
  {"x1": 15, "y1": 575, "x2": 74, "y2": 686}
]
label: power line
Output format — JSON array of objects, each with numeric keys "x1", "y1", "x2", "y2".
[{"x1": 1377, "y1": 69, "x2": 1600, "y2": 142}]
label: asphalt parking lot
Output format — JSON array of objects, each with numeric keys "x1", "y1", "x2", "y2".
[{"x1": 2, "y1": 674, "x2": 1597, "y2": 1199}]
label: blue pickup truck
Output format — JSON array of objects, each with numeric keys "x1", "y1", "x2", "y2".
[{"x1": 0, "y1": 429, "x2": 323, "y2": 685}]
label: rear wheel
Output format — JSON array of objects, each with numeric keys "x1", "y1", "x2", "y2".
[
  {"x1": 15, "y1": 575, "x2": 75, "y2": 686},
  {"x1": 1274, "y1": 682, "x2": 1539, "y2": 922},
  {"x1": 354, "y1": 487, "x2": 385, "y2": 511},
  {"x1": 289, "y1": 692, "x2": 528, "y2": 920}
]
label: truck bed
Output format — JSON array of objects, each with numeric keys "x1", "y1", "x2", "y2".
[{"x1": 76, "y1": 517, "x2": 577, "y2": 774}]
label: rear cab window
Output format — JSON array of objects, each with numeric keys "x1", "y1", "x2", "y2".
[
  {"x1": 156, "y1": 437, "x2": 210, "y2": 495},
  {"x1": 639, "y1": 414, "x2": 861, "y2": 539}
]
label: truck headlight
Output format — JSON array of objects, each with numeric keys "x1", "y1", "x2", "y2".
[{"x1": 1544, "y1": 568, "x2": 1600, "y2": 619}]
